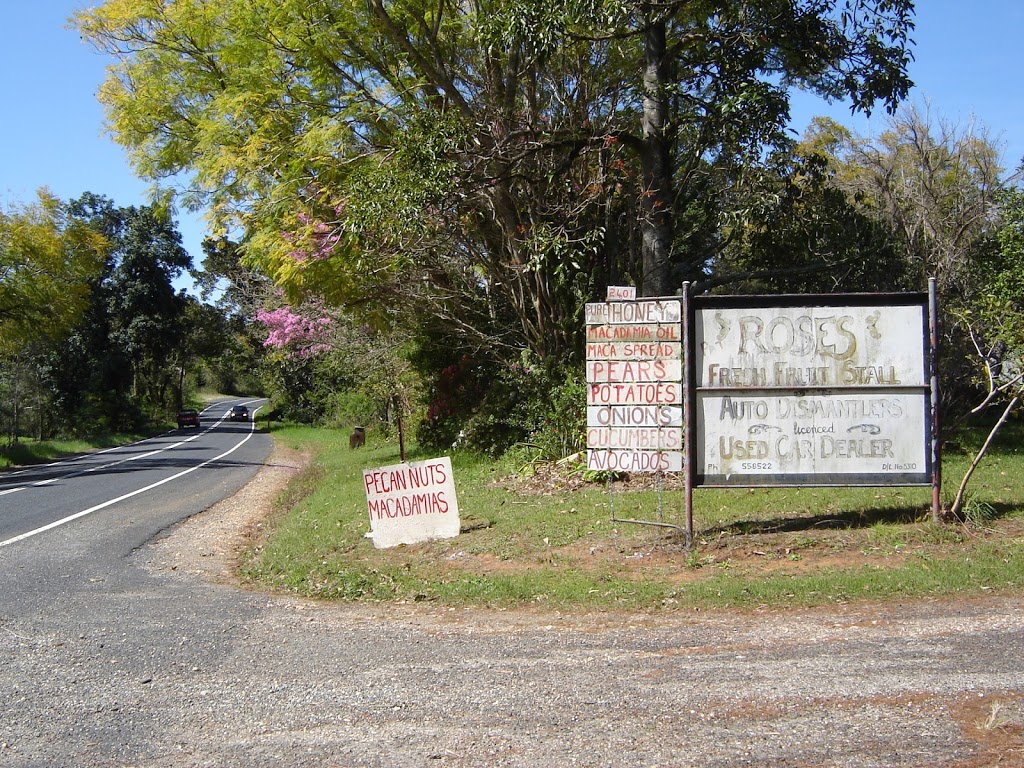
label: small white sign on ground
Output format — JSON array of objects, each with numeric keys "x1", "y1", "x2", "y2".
[{"x1": 363, "y1": 457, "x2": 460, "y2": 549}]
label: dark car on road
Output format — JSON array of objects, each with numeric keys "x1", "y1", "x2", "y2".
[
  {"x1": 177, "y1": 409, "x2": 200, "y2": 428},
  {"x1": 229, "y1": 405, "x2": 249, "y2": 422}
]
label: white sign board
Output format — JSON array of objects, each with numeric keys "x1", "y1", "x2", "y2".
[
  {"x1": 696, "y1": 304, "x2": 926, "y2": 389},
  {"x1": 363, "y1": 457, "x2": 460, "y2": 548},
  {"x1": 586, "y1": 300, "x2": 683, "y2": 472},
  {"x1": 698, "y1": 392, "x2": 928, "y2": 481}
]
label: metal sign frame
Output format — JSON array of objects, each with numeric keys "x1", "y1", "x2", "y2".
[
  {"x1": 585, "y1": 281, "x2": 941, "y2": 541},
  {"x1": 682, "y1": 281, "x2": 941, "y2": 532}
]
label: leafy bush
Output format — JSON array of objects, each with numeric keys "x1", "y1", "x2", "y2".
[{"x1": 418, "y1": 350, "x2": 585, "y2": 459}]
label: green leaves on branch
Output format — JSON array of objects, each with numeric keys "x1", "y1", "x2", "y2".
[{"x1": 0, "y1": 190, "x2": 106, "y2": 353}]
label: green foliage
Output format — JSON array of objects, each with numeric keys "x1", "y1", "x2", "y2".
[
  {"x1": 75, "y1": 0, "x2": 915, "y2": 368},
  {"x1": 416, "y1": 350, "x2": 585, "y2": 459},
  {"x1": 0, "y1": 190, "x2": 105, "y2": 353},
  {"x1": 39, "y1": 193, "x2": 195, "y2": 434},
  {"x1": 0, "y1": 430, "x2": 153, "y2": 468},
  {"x1": 713, "y1": 149, "x2": 914, "y2": 294}
]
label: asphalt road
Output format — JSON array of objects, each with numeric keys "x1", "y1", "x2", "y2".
[
  {"x1": 0, "y1": 398, "x2": 270, "y2": 549},
  {"x1": 1, "y1": 408, "x2": 1022, "y2": 767}
]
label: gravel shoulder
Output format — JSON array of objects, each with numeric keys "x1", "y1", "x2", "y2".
[{"x1": 129, "y1": 441, "x2": 1024, "y2": 766}]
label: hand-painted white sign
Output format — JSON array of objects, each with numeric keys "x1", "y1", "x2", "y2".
[
  {"x1": 586, "y1": 449, "x2": 684, "y2": 473},
  {"x1": 587, "y1": 427, "x2": 683, "y2": 450},
  {"x1": 363, "y1": 457, "x2": 460, "y2": 548},
  {"x1": 586, "y1": 323, "x2": 682, "y2": 342},
  {"x1": 587, "y1": 405, "x2": 683, "y2": 427},
  {"x1": 696, "y1": 304, "x2": 926, "y2": 388},
  {"x1": 585, "y1": 341, "x2": 681, "y2": 360},
  {"x1": 607, "y1": 285, "x2": 637, "y2": 301},
  {"x1": 585, "y1": 300, "x2": 681, "y2": 325},
  {"x1": 586, "y1": 299, "x2": 683, "y2": 472},
  {"x1": 586, "y1": 359, "x2": 683, "y2": 383},
  {"x1": 587, "y1": 382, "x2": 683, "y2": 406}
]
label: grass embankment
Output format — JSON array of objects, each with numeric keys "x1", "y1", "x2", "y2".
[
  {"x1": 0, "y1": 432, "x2": 153, "y2": 468},
  {"x1": 241, "y1": 423, "x2": 1024, "y2": 611}
]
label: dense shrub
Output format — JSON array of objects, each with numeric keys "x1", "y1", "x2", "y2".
[{"x1": 418, "y1": 351, "x2": 585, "y2": 459}]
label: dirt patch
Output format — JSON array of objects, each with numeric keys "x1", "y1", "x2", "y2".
[
  {"x1": 951, "y1": 693, "x2": 1024, "y2": 767},
  {"x1": 148, "y1": 441, "x2": 311, "y2": 583}
]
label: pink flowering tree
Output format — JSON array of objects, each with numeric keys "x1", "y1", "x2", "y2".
[{"x1": 255, "y1": 305, "x2": 334, "y2": 358}]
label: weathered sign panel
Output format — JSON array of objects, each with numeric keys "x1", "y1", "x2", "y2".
[
  {"x1": 587, "y1": 405, "x2": 683, "y2": 427},
  {"x1": 586, "y1": 449, "x2": 684, "y2": 473},
  {"x1": 696, "y1": 304, "x2": 927, "y2": 389},
  {"x1": 586, "y1": 426, "x2": 683, "y2": 450},
  {"x1": 585, "y1": 341, "x2": 681, "y2": 360},
  {"x1": 607, "y1": 285, "x2": 637, "y2": 301},
  {"x1": 586, "y1": 299, "x2": 683, "y2": 473},
  {"x1": 697, "y1": 392, "x2": 929, "y2": 484},
  {"x1": 586, "y1": 323, "x2": 682, "y2": 342},
  {"x1": 586, "y1": 359, "x2": 683, "y2": 383},
  {"x1": 585, "y1": 300, "x2": 681, "y2": 325},
  {"x1": 692, "y1": 295, "x2": 931, "y2": 486},
  {"x1": 363, "y1": 457, "x2": 460, "y2": 548},
  {"x1": 587, "y1": 382, "x2": 683, "y2": 406}
]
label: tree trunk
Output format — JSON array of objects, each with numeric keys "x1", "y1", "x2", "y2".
[{"x1": 640, "y1": 17, "x2": 673, "y2": 297}]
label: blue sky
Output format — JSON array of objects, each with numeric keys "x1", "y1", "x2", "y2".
[{"x1": 1, "y1": 1, "x2": 1022, "y2": 291}]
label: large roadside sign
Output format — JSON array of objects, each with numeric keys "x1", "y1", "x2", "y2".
[
  {"x1": 585, "y1": 298, "x2": 683, "y2": 473},
  {"x1": 692, "y1": 295, "x2": 932, "y2": 486}
]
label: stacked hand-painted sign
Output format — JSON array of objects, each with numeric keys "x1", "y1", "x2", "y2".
[{"x1": 585, "y1": 291, "x2": 683, "y2": 473}]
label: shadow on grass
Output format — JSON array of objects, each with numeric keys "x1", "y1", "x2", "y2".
[{"x1": 700, "y1": 501, "x2": 1022, "y2": 538}]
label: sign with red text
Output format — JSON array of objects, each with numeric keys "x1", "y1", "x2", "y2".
[
  {"x1": 363, "y1": 457, "x2": 460, "y2": 548},
  {"x1": 607, "y1": 285, "x2": 637, "y2": 301},
  {"x1": 586, "y1": 299, "x2": 683, "y2": 472}
]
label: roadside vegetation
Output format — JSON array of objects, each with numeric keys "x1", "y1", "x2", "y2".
[
  {"x1": 5, "y1": 3, "x2": 1024, "y2": 611},
  {"x1": 0, "y1": 431, "x2": 152, "y2": 468},
  {"x1": 240, "y1": 421, "x2": 1024, "y2": 611}
]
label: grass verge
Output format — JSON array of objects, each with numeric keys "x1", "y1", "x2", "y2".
[
  {"x1": 0, "y1": 432, "x2": 155, "y2": 468},
  {"x1": 241, "y1": 423, "x2": 1024, "y2": 611}
]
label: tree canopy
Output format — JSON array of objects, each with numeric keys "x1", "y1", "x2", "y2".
[
  {"x1": 75, "y1": 0, "x2": 916, "y2": 364},
  {"x1": 0, "y1": 190, "x2": 106, "y2": 354}
]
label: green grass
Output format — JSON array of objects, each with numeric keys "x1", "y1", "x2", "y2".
[
  {"x1": 0, "y1": 432, "x2": 154, "y2": 468},
  {"x1": 240, "y1": 422, "x2": 1024, "y2": 611}
]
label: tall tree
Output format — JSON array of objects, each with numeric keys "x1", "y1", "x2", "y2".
[
  {"x1": 0, "y1": 190, "x2": 105, "y2": 353},
  {"x1": 710, "y1": 148, "x2": 912, "y2": 294},
  {"x1": 803, "y1": 106, "x2": 1008, "y2": 303},
  {"x1": 49, "y1": 193, "x2": 193, "y2": 428},
  {"x1": 75, "y1": 0, "x2": 914, "y2": 365}
]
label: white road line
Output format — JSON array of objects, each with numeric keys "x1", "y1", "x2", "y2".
[
  {"x1": 0, "y1": 406, "x2": 232, "y2": 498},
  {"x1": 0, "y1": 408, "x2": 262, "y2": 549}
]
